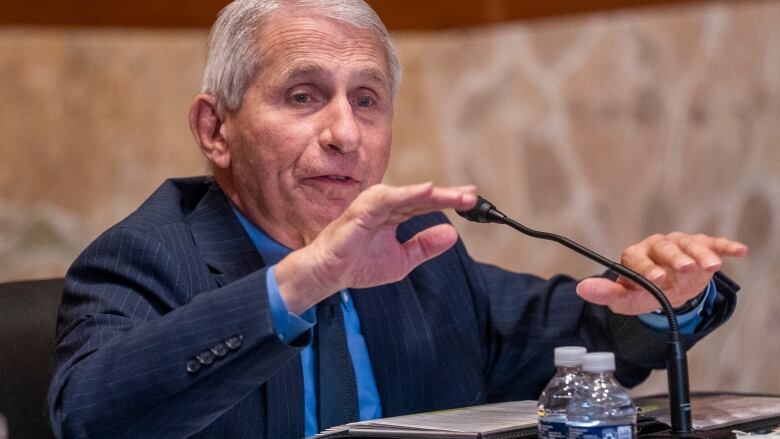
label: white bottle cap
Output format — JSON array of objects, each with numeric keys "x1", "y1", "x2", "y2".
[
  {"x1": 582, "y1": 352, "x2": 616, "y2": 372},
  {"x1": 554, "y1": 346, "x2": 587, "y2": 367}
]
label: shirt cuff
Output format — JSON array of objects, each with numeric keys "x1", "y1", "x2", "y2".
[
  {"x1": 266, "y1": 265, "x2": 316, "y2": 343},
  {"x1": 637, "y1": 279, "x2": 717, "y2": 334}
]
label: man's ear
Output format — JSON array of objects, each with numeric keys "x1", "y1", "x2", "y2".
[{"x1": 189, "y1": 94, "x2": 230, "y2": 169}]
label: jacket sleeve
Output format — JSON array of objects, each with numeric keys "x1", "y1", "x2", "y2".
[
  {"x1": 47, "y1": 224, "x2": 307, "y2": 438},
  {"x1": 448, "y1": 234, "x2": 739, "y2": 402}
]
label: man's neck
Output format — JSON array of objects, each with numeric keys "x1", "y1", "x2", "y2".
[{"x1": 214, "y1": 175, "x2": 311, "y2": 249}]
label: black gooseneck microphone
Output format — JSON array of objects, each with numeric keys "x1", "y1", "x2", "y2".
[{"x1": 457, "y1": 196, "x2": 694, "y2": 435}]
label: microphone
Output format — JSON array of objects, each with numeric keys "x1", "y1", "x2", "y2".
[{"x1": 457, "y1": 196, "x2": 694, "y2": 436}]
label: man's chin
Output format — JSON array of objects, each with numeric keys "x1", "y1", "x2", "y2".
[
  {"x1": 291, "y1": 189, "x2": 362, "y2": 237},
  {"x1": 289, "y1": 196, "x2": 346, "y2": 227},
  {"x1": 311, "y1": 199, "x2": 351, "y2": 223}
]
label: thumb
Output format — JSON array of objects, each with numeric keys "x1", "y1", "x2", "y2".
[
  {"x1": 402, "y1": 224, "x2": 459, "y2": 269},
  {"x1": 576, "y1": 277, "x2": 628, "y2": 306},
  {"x1": 577, "y1": 277, "x2": 661, "y2": 315}
]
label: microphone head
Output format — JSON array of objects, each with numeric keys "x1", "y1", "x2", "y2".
[{"x1": 456, "y1": 195, "x2": 504, "y2": 223}]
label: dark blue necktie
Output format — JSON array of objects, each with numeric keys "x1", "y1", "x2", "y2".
[{"x1": 316, "y1": 293, "x2": 359, "y2": 431}]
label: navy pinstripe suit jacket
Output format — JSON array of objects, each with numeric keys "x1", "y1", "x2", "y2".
[{"x1": 48, "y1": 177, "x2": 738, "y2": 438}]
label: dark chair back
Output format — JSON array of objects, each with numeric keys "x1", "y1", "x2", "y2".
[{"x1": 0, "y1": 278, "x2": 62, "y2": 439}]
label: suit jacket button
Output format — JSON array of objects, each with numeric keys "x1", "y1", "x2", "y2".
[
  {"x1": 186, "y1": 359, "x2": 201, "y2": 373},
  {"x1": 210, "y1": 342, "x2": 228, "y2": 357},
  {"x1": 225, "y1": 335, "x2": 243, "y2": 350},
  {"x1": 196, "y1": 350, "x2": 215, "y2": 365}
]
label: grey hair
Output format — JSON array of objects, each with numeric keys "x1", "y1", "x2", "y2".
[{"x1": 201, "y1": 0, "x2": 401, "y2": 113}]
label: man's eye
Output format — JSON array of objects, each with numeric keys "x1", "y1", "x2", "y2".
[
  {"x1": 355, "y1": 96, "x2": 374, "y2": 108},
  {"x1": 291, "y1": 93, "x2": 312, "y2": 104}
]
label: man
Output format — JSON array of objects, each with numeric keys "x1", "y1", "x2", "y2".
[{"x1": 47, "y1": 0, "x2": 747, "y2": 438}]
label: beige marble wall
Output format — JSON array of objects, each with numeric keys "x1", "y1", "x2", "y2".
[{"x1": 1, "y1": 0, "x2": 778, "y2": 395}]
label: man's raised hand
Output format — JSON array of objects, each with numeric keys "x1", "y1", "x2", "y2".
[{"x1": 276, "y1": 183, "x2": 476, "y2": 314}]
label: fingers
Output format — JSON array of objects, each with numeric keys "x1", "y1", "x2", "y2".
[
  {"x1": 387, "y1": 184, "x2": 477, "y2": 221},
  {"x1": 622, "y1": 232, "x2": 748, "y2": 280},
  {"x1": 351, "y1": 182, "x2": 477, "y2": 227},
  {"x1": 649, "y1": 235, "x2": 697, "y2": 272},
  {"x1": 621, "y1": 239, "x2": 668, "y2": 283},
  {"x1": 695, "y1": 234, "x2": 748, "y2": 258},
  {"x1": 673, "y1": 234, "x2": 722, "y2": 271}
]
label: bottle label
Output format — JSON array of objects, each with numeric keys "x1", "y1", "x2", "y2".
[
  {"x1": 539, "y1": 419, "x2": 568, "y2": 439},
  {"x1": 568, "y1": 424, "x2": 634, "y2": 439}
]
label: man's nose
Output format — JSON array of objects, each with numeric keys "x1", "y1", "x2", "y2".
[{"x1": 320, "y1": 97, "x2": 360, "y2": 154}]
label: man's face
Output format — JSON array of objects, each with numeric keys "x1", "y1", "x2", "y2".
[{"x1": 222, "y1": 13, "x2": 393, "y2": 248}]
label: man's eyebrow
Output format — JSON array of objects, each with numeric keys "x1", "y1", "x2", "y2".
[
  {"x1": 354, "y1": 67, "x2": 387, "y2": 87},
  {"x1": 281, "y1": 64, "x2": 330, "y2": 82}
]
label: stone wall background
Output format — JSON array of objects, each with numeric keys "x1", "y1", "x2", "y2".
[{"x1": 1, "y1": 0, "x2": 778, "y2": 396}]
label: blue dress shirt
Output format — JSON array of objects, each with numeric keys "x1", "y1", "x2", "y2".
[{"x1": 231, "y1": 208, "x2": 383, "y2": 437}]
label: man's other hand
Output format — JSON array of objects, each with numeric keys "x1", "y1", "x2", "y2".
[{"x1": 576, "y1": 232, "x2": 748, "y2": 315}]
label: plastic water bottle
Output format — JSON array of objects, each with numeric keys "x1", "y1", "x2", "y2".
[
  {"x1": 537, "y1": 346, "x2": 587, "y2": 439},
  {"x1": 567, "y1": 352, "x2": 636, "y2": 439}
]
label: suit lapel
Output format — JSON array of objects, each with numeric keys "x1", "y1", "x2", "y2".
[
  {"x1": 187, "y1": 183, "x2": 305, "y2": 438},
  {"x1": 187, "y1": 184, "x2": 265, "y2": 286}
]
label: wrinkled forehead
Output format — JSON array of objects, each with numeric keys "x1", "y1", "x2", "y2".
[{"x1": 252, "y1": 10, "x2": 391, "y2": 87}]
